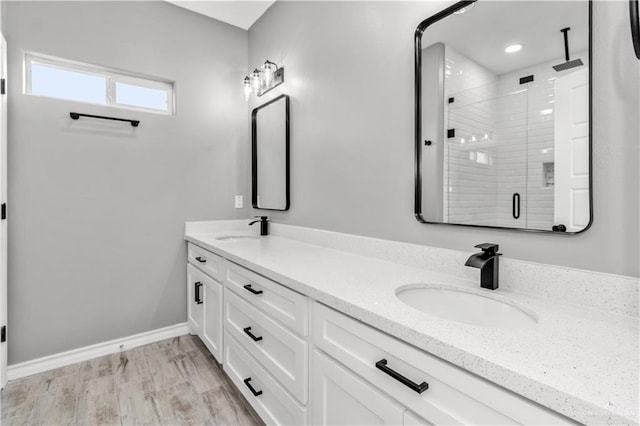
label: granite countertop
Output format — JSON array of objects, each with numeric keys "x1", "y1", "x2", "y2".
[{"x1": 185, "y1": 229, "x2": 639, "y2": 425}]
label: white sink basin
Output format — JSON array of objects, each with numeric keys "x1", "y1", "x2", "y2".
[
  {"x1": 396, "y1": 284, "x2": 537, "y2": 328},
  {"x1": 215, "y1": 235, "x2": 260, "y2": 241}
]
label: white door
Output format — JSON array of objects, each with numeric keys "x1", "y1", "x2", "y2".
[
  {"x1": 554, "y1": 67, "x2": 590, "y2": 232},
  {"x1": 310, "y1": 349, "x2": 405, "y2": 425},
  {"x1": 0, "y1": 34, "x2": 7, "y2": 389}
]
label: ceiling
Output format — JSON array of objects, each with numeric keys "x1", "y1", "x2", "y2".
[
  {"x1": 166, "y1": 1, "x2": 276, "y2": 30},
  {"x1": 422, "y1": 1, "x2": 589, "y2": 75}
]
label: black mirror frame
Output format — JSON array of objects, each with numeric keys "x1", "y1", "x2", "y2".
[
  {"x1": 252, "y1": 94, "x2": 290, "y2": 211},
  {"x1": 631, "y1": 0, "x2": 640, "y2": 59},
  {"x1": 414, "y1": 0, "x2": 593, "y2": 235}
]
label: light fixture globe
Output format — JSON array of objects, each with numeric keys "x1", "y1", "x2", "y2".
[
  {"x1": 262, "y1": 60, "x2": 278, "y2": 87},
  {"x1": 251, "y1": 68, "x2": 262, "y2": 93},
  {"x1": 243, "y1": 76, "x2": 252, "y2": 100}
]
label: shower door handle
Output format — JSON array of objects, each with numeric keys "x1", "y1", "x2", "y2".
[{"x1": 512, "y1": 193, "x2": 521, "y2": 219}]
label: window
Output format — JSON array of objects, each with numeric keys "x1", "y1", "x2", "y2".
[{"x1": 25, "y1": 53, "x2": 174, "y2": 114}]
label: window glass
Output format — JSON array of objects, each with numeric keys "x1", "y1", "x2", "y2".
[
  {"x1": 26, "y1": 54, "x2": 174, "y2": 114},
  {"x1": 115, "y1": 82, "x2": 168, "y2": 111},
  {"x1": 31, "y1": 63, "x2": 107, "y2": 105}
]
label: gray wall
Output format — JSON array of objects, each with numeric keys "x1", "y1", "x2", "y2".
[
  {"x1": 249, "y1": 1, "x2": 640, "y2": 277},
  {"x1": 6, "y1": 1, "x2": 248, "y2": 364}
]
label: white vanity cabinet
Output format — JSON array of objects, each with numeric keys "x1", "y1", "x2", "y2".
[
  {"x1": 186, "y1": 264, "x2": 204, "y2": 335},
  {"x1": 310, "y1": 349, "x2": 406, "y2": 425},
  {"x1": 187, "y1": 244, "x2": 224, "y2": 361},
  {"x1": 201, "y1": 277, "x2": 223, "y2": 360},
  {"x1": 312, "y1": 302, "x2": 576, "y2": 426},
  {"x1": 185, "y1": 239, "x2": 578, "y2": 426},
  {"x1": 222, "y1": 260, "x2": 309, "y2": 423}
]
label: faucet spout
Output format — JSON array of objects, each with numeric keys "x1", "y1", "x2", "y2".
[
  {"x1": 464, "y1": 252, "x2": 491, "y2": 268},
  {"x1": 465, "y1": 243, "x2": 502, "y2": 290},
  {"x1": 249, "y1": 216, "x2": 269, "y2": 236}
]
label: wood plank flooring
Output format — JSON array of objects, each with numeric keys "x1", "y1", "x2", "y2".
[{"x1": 1, "y1": 335, "x2": 264, "y2": 426}]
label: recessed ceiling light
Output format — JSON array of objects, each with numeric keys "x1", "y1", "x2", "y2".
[{"x1": 505, "y1": 44, "x2": 523, "y2": 54}]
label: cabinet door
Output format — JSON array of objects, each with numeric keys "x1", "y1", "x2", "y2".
[
  {"x1": 310, "y1": 349, "x2": 405, "y2": 426},
  {"x1": 202, "y1": 278, "x2": 223, "y2": 362},
  {"x1": 187, "y1": 264, "x2": 204, "y2": 335}
]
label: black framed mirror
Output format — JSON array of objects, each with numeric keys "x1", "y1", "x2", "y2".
[
  {"x1": 415, "y1": 0, "x2": 592, "y2": 234},
  {"x1": 631, "y1": 0, "x2": 640, "y2": 59},
  {"x1": 252, "y1": 94, "x2": 290, "y2": 211}
]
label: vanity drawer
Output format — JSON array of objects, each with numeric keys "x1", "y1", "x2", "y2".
[
  {"x1": 225, "y1": 288, "x2": 308, "y2": 404},
  {"x1": 188, "y1": 243, "x2": 223, "y2": 281},
  {"x1": 225, "y1": 261, "x2": 308, "y2": 336},
  {"x1": 223, "y1": 332, "x2": 307, "y2": 426},
  {"x1": 312, "y1": 303, "x2": 575, "y2": 426}
]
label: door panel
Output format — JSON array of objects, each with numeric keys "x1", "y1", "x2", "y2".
[
  {"x1": 202, "y1": 279, "x2": 223, "y2": 362},
  {"x1": 554, "y1": 68, "x2": 590, "y2": 232},
  {"x1": 310, "y1": 349, "x2": 405, "y2": 425}
]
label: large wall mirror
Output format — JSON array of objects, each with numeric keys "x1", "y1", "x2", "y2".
[
  {"x1": 252, "y1": 94, "x2": 290, "y2": 211},
  {"x1": 415, "y1": 0, "x2": 592, "y2": 233}
]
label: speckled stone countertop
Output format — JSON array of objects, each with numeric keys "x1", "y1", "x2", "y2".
[{"x1": 185, "y1": 222, "x2": 639, "y2": 425}]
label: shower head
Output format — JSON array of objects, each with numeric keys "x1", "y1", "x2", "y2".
[
  {"x1": 553, "y1": 58, "x2": 584, "y2": 72},
  {"x1": 553, "y1": 27, "x2": 584, "y2": 72}
]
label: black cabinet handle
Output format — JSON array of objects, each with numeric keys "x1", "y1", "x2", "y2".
[
  {"x1": 243, "y1": 284, "x2": 263, "y2": 295},
  {"x1": 195, "y1": 256, "x2": 207, "y2": 263},
  {"x1": 243, "y1": 327, "x2": 263, "y2": 342},
  {"x1": 243, "y1": 377, "x2": 263, "y2": 396},
  {"x1": 195, "y1": 282, "x2": 203, "y2": 304},
  {"x1": 512, "y1": 193, "x2": 521, "y2": 219},
  {"x1": 375, "y1": 359, "x2": 429, "y2": 394}
]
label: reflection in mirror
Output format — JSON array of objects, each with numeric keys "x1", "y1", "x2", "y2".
[
  {"x1": 416, "y1": 1, "x2": 591, "y2": 233},
  {"x1": 252, "y1": 94, "x2": 290, "y2": 211}
]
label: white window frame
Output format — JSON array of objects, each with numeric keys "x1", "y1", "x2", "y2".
[{"x1": 24, "y1": 52, "x2": 175, "y2": 115}]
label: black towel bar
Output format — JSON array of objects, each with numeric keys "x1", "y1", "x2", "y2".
[{"x1": 70, "y1": 112, "x2": 140, "y2": 127}]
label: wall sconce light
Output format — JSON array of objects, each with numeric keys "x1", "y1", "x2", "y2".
[{"x1": 243, "y1": 60, "x2": 284, "y2": 100}]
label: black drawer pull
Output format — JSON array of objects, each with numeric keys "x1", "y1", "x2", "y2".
[
  {"x1": 195, "y1": 282, "x2": 203, "y2": 304},
  {"x1": 375, "y1": 359, "x2": 429, "y2": 394},
  {"x1": 243, "y1": 377, "x2": 263, "y2": 396},
  {"x1": 195, "y1": 256, "x2": 207, "y2": 263},
  {"x1": 243, "y1": 327, "x2": 263, "y2": 342},
  {"x1": 243, "y1": 284, "x2": 263, "y2": 295}
]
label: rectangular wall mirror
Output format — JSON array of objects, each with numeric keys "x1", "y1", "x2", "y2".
[
  {"x1": 415, "y1": 0, "x2": 592, "y2": 233},
  {"x1": 252, "y1": 94, "x2": 290, "y2": 211}
]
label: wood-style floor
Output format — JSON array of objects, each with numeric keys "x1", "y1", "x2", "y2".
[{"x1": 0, "y1": 335, "x2": 264, "y2": 425}]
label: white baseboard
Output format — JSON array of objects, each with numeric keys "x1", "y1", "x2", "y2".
[{"x1": 7, "y1": 322, "x2": 190, "y2": 381}]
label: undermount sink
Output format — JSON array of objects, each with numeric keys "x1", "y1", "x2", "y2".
[
  {"x1": 396, "y1": 284, "x2": 537, "y2": 328},
  {"x1": 215, "y1": 235, "x2": 260, "y2": 241}
]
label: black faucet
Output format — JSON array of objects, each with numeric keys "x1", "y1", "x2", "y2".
[
  {"x1": 249, "y1": 216, "x2": 269, "y2": 236},
  {"x1": 465, "y1": 243, "x2": 502, "y2": 290}
]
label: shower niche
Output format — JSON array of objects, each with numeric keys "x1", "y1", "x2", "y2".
[{"x1": 415, "y1": 0, "x2": 591, "y2": 233}]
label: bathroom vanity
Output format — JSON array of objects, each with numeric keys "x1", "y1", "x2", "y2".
[{"x1": 185, "y1": 220, "x2": 638, "y2": 426}]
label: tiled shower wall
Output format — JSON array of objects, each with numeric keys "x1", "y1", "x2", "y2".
[
  {"x1": 444, "y1": 46, "x2": 499, "y2": 226},
  {"x1": 443, "y1": 47, "x2": 587, "y2": 229}
]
